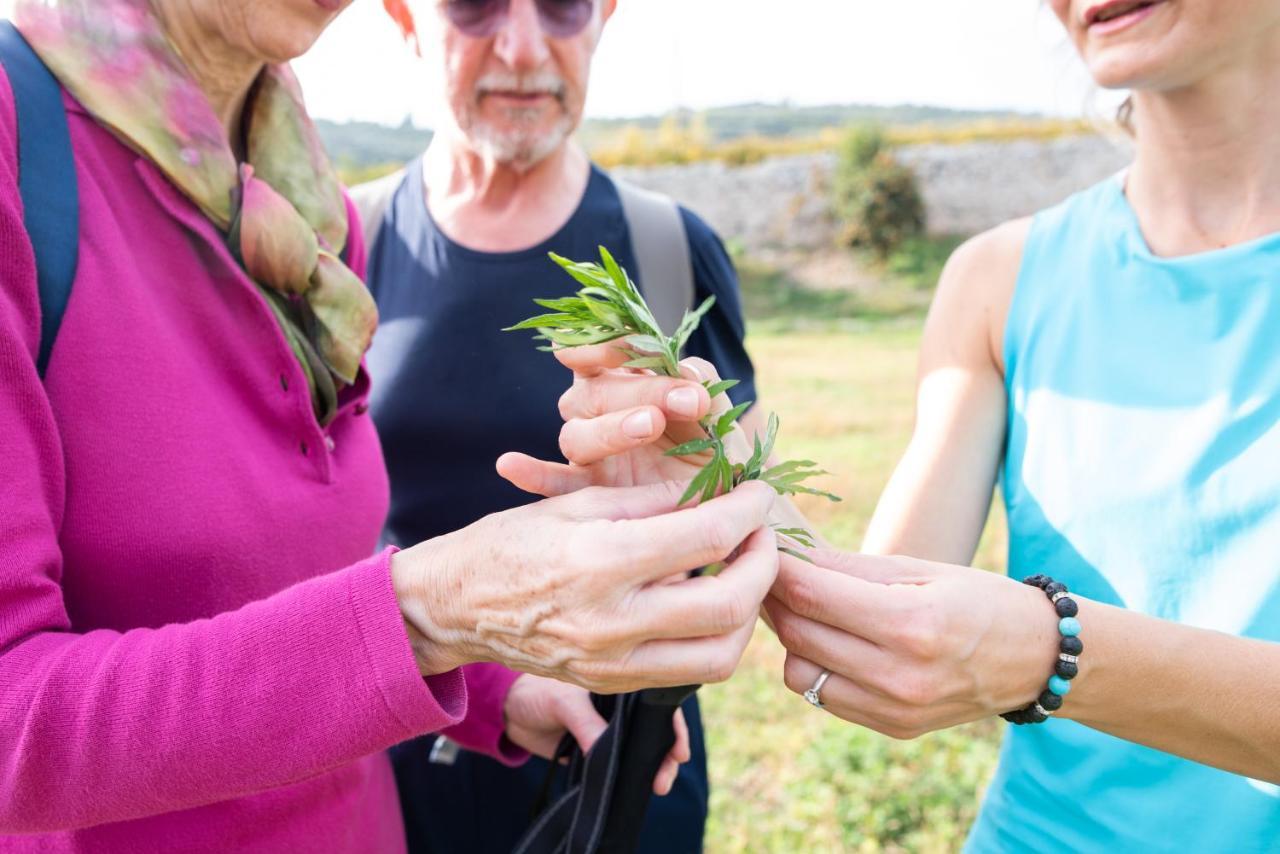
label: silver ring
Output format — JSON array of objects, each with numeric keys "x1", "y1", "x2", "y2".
[{"x1": 803, "y1": 669, "x2": 832, "y2": 708}]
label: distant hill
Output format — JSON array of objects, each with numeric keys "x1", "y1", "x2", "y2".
[{"x1": 318, "y1": 102, "x2": 1042, "y2": 170}]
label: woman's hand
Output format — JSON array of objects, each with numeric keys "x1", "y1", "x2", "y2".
[
  {"x1": 503, "y1": 674, "x2": 691, "y2": 795},
  {"x1": 765, "y1": 550, "x2": 1058, "y2": 739},
  {"x1": 391, "y1": 479, "x2": 778, "y2": 693},
  {"x1": 498, "y1": 342, "x2": 750, "y2": 498}
]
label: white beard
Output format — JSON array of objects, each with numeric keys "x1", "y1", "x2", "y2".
[{"x1": 466, "y1": 108, "x2": 575, "y2": 173}]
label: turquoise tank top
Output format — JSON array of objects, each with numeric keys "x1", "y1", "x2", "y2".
[{"x1": 965, "y1": 177, "x2": 1280, "y2": 853}]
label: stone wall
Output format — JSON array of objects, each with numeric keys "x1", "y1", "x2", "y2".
[{"x1": 611, "y1": 134, "x2": 1132, "y2": 252}]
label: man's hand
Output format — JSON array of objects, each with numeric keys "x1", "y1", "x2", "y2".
[
  {"x1": 498, "y1": 341, "x2": 750, "y2": 498},
  {"x1": 504, "y1": 674, "x2": 691, "y2": 795}
]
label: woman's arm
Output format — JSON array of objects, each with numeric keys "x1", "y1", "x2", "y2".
[
  {"x1": 861, "y1": 219, "x2": 1027, "y2": 562},
  {"x1": 764, "y1": 220, "x2": 1280, "y2": 783},
  {"x1": 767, "y1": 551, "x2": 1280, "y2": 784}
]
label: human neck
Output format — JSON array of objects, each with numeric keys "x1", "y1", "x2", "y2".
[
  {"x1": 1125, "y1": 38, "x2": 1280, "y2": 255},
  {"x1": 422, "y1": 130, "x2": 591, "y2": 253},
  {"x1": 150, "y1": 0, "x2": 263, "y2": 158}
]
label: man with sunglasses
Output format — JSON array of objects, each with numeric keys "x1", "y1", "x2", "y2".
[{"x1": 354, "y1": 1, "x2": 760, "y2": 851}]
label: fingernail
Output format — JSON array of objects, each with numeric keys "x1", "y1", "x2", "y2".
[
  {"x1": 667, "y1": 387, "x2": 701, "y2": 418},
  {"x1": 681, "y1": 361, "x2": 705, "y2": 382},
  {"x1": 623, "y1": 409, "x2": 655, "y2": 438}
]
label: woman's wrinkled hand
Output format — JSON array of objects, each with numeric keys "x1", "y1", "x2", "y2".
[
  {"x1": 391, "y1": 479, "x2": 778, "y2": 693},
  {"x1": 497, "y1": 342, "x2": 750, "y2": 498},
  {"x1": 503, "y1": 674, "x2": 691, "y2": 795},
  {"x1": 764, "y1": 550, "x2": 1059, "y2": 739}
]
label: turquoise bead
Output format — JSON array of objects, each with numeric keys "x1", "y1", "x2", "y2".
[
  {"x1": 1059, "y1": 616, "x2": 1081, "y2": 637},
  {"x1": 1048, "y1": 675, "x2": 1072, "y2": 696}
]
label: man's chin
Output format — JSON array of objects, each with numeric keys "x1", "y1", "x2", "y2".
[{"x1": 469, "y1": 125, "x2": 574, "y2": 172}]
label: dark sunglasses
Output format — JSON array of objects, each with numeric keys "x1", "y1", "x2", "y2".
[{"x1": 443, "y1": 0, "x2": 594, "y2": 39}]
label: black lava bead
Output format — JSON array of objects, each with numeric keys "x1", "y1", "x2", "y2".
[
  {"x1": 1055, "y1": 660, "x2": 1079, "y2": 680},
  {"x1": 1038, "y1": 690, "x2": 1064, "y2": 711},
  {"x1": 1060, "y1": 636, "x2": 1084, "y2": 656},
  {"x1": 1024, "y1": 574, "x2": 1049, "y2": 589},
  {"x1": 1044, "y1": 581, "x2": 1068, "y2": 598},
  {"x1": 1055, "y1": 597, "x2": 1079, "y2": 618}
]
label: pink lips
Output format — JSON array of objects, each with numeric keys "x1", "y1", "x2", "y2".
[{"x1": 1083, "y1": 0, "x2": 1165, "y2": 36}]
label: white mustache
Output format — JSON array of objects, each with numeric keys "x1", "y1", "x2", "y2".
[{"x1": 476, "y1": 70, "x2": 565, "y2": 98}]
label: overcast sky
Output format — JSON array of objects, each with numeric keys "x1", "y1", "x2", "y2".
[{"x1": 1, "y1": 0, "x2": 1119, "y2": 126}]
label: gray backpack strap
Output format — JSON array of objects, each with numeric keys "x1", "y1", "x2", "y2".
[
  {"x1": 349, "y1": 167, "x2": 406, "y2": 254},
  {"x1": 613, "y1": 177, "x2": 694, "y2": 337}
]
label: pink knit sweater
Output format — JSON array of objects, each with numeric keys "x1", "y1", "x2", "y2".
[{"x1": 0, "y1": 65, "x2": 522, "y2": 851}]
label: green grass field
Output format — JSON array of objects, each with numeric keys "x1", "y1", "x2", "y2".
[{"x1": 699, "y1": 256, "x2": 1008, "y2": 853}]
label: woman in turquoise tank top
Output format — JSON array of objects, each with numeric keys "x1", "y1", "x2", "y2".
[
  {"x1": 509, "y1": 0, "x2": 1280, "y2": 850},
  {"x1": 760, "y1": 1, "x2": 1280, "y2": 850}
]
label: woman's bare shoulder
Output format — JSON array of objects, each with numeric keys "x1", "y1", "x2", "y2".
[{"x1": 923, "y1": 217, "x2": 1032, "y2": 375}]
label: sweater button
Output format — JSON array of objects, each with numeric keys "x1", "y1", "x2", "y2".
[{"x1": 324, "y1": 436, "x2": 335, "y2": 453}]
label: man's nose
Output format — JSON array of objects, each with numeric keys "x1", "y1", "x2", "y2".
[{"x1": 493, "y1": 0, "x2": 552, "y2": 71}]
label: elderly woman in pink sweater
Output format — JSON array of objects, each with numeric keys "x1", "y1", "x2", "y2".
[{"x1": 0, "y1": 0, "x2": 778, "y2": 850}]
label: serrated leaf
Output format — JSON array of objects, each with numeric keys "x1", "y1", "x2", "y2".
[
  {"x1": 761, "y1": 459, "x2": 819, "y2": 481},
  {"x1": 664, "y1": 438, "x2": 716, "y2": 457},
  {"x1": 769, "y1": 482, "x2": 843, "y2": 502}
]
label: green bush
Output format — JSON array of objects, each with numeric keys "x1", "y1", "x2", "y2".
[{"x1": 832, "y1": 125, "x2": 926, "y2": 258}]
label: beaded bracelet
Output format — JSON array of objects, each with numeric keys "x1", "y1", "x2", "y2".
[{"x1": 1000, "y1": 574, "x2": 1083, "y2": 725}]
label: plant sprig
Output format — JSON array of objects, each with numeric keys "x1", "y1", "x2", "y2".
[{"x1": 506, "y1": 247, "x2": 840, "y2": 560}]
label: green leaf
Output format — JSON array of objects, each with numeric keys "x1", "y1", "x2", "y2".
[
  {"x1": 761, "y1": 459, "x2": 819, "y2": 481},
  {"x1": 773, "y1": 526, "x2": 817, "y2": 548},
  {"x1": 664, "y1": 438, "x2": 716, "y2": 457},
  {"x1": 760, "y1": 412, "x2": 780, "y2": 463},
  {"x1": 779, "y1": 547, "x2": 816, "y2": 564},
  {"x1": 625, "y1": 334, "x2": 667, "y2": 354},
  {"x1": 715, "y1": 401, "x2": 752, "y2": 438},
  {"x1": 673, "y1": 296, "x2": 717, "y2": 354},
  {"x1": 769, "y1": 482, "x2": 843, "y2": 502},
  {"x1": 600, "y1": 245, "x2": 626, "y2": 288},
  {"x1": 679, "y1": 462, "x2": 718, "y2": 506},
  {"x1": 703, "y1": 378, "x2": 740, "y2": 400},
  {"x1": 623, "y1": 356, "x2": 670, "y2": 370},
  {"x1": 502, "y1": 313, "x2": 578, "y2": 332}
]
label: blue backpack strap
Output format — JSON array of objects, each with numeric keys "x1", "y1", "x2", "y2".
[{"x1": 0, "y1": 21, "x2": 79, "y2": 378}]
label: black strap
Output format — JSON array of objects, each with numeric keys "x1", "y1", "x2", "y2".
[
  {"x1": 514, "y1": 685, "x2": 697, "y2": 854},
  {"x1": 0, "y1": 21, "x2": 79, "y2": 379}
]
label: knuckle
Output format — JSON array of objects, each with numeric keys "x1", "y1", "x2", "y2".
[
  {"x1": 703, "y1": 651, "x2": 738, "y2": 684},
  {"x1": 772, "y1": 612, "x2": 804, "y2": 653},
  {"x1": 782, "y1": 655, "x2": 809, "y2": 694},
  {"x1": 711, "y1": 589, "x2": 752, "y2": 634},
  {"x1": 557, "y1": 386, "x2": 577, "y2": 421},
  {"x1": 886, "y1": 672, "x2": 937, "y2": 707},
  {"x1": 892, "y1": 600, "x2": 945, "y2": 659},
  {"x1": 699, "y1": 521, "x2": 736, "y2": 562},
  {"x1": 780, "y1": 572, "x2": 820, "y2": 619}
]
